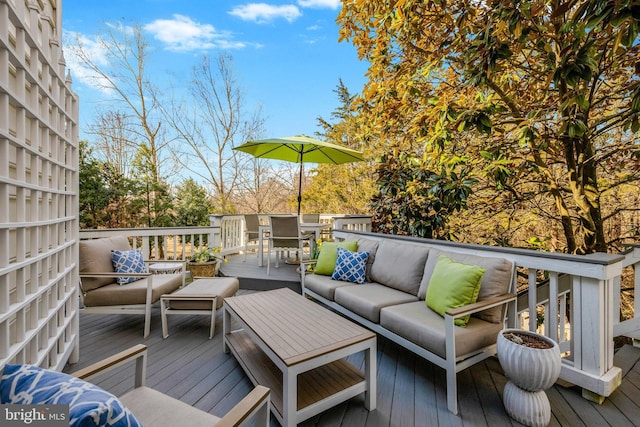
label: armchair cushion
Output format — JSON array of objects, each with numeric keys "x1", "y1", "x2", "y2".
[
  {"x1": 0, "y1": 364, "x2": 141, "y2": 427},
  {"x1": 79, "y1": 236, "x2": 132, "y2": 291},
  {"x1": 111, "y1": 249, "x2": 148, "y2": 285}
]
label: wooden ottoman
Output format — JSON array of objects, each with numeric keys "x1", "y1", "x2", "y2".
[{"x1": 160, "y1": 277, "x2": 239, "y2": 339}]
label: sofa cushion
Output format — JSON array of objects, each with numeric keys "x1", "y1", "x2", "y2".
[
  {"x1": 380, "y1": 301, "x2": 504, "y2": 359},
  {"x1": 303, "y1": 273, "x2": 355, "y2": 301},
  {"x1": 418, "y1": 249, "x2": 514, "y2": 324},
  {"x1": 0, "y1": 364, "x2": 141, "y2": 427},
  {"x1": 79, "y1": 236, "x2": 131, "y2": 292},
  {"x1": 314, "y1": 241, "x2": 358, "y2": 275},
  {"x1": 369, "y1": 240, "x2": 429, "y2": 295},
  {"x1": 331, "y1": 248, "x2": 369, "y2": 284},
  {"x1": 334, "y1": 284, "x2": 418, "y2": 323},
  {"x1": 344, "y1": 235, "x2": 380, "y2": 282},
  {"x1": 83, "y1": 274, "x2": 183, "y2": 307},
  {"x1": 112, "y1": 249, "x2": 148, "y2": 285},
  {"x1": 426, "y1": 255, "x2": 485, "y2": 327}
]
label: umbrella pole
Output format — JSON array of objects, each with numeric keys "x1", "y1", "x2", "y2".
[
  {"x1": 287, "y1": 161, "x2": 303, "y2": 265},
  {"x1": 297, "y1": 161, "x2": 303, "y2": 216}
]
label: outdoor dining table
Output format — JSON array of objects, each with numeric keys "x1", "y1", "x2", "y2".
[{"x1": 257, "y1": 222, "x2": 331, "y2": 267}]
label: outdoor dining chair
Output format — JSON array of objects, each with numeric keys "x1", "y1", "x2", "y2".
[
  {"x1": 267, "y1": 215, "x2": 310, "y2": 275},
  {"x1": 243, "y1": 213, "x2": 261, "y2": 261}
]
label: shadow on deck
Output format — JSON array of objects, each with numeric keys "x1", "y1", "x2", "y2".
[{"x1": 218, "y1": 252, "x2": 302, "y2": 293}]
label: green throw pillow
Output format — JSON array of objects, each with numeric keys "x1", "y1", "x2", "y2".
[
  {"x1": 426, "y1": 255, "x2": 486, "y2": 327},
  {"x1": 314, "y1": 241, "x2": 358, "y2": 275}
]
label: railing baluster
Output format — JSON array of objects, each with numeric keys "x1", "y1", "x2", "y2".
[{"x1": 528, "y1": 269, "x2": 537, "y2": 332}]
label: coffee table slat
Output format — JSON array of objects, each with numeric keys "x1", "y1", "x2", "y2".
[{"x1": 225, "y1": 288, "x2": 374, "y2": 366}]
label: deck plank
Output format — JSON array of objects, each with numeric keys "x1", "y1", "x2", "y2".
[{"x1": 66, "y1": 282, "x2": 640, "y2": 427}]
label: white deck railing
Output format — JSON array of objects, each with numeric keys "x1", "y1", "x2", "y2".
[
  {"x1": 79, "y1": 227, "x2": 218, "y2": 260},
  {"x1": 334, "y1": 230, "x2": 624, "y2": 404}
]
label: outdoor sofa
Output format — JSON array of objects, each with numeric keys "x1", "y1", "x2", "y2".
[
  {"x1": 300, "y1": 232, "x2": 517, "y2": 415},
  {"x1": 79, "y1": 235, "x2": 185, "y2": 338}
]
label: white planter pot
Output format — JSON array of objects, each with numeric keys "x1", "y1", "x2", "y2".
[
  {"x1": 497, "y1": 329, "x2": 562, "y2": 427},
  {"x1": 497, "y1": 328, "x2": 561, "y2": 391},
  {"x1": 502, "y1": 381, "x2": 551, "y2": 427}
]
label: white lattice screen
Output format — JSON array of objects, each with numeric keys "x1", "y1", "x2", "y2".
[{"x1": 0, "y1": 0, "x2": 79, "y2": 371}]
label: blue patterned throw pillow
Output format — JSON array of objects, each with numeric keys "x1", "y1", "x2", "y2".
[
  {"x1": 111, "y1": 249, "x2": 147, "y2": 285},
  {"x1": 0, "y1": 364, "x2": 141, "y2": 427},
  {"x1": 331, "y1": 247, "x2": 369, "y2": 284}
]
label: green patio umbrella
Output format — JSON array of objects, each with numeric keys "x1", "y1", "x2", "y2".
[{"x1": 234, "y1": 135, "x2": 365, "y2": 215}]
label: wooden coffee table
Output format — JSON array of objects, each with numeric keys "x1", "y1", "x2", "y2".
[{"x1": 223, "y1": 288, "x2": 376, "y2": 426}]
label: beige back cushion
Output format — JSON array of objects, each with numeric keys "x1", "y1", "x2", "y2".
[
  {"x1": 79, "y1": 236, "x2": 131, "y2": 292},
  {"x1": 350, "y1": 235, "x2": 379, "y2": 282},
  {"x1": 369, "y1": 240, "x2": 429, "y2": 295},
  {"x1": 418, "y1": 249, "x2": 514, "y2": 323}
]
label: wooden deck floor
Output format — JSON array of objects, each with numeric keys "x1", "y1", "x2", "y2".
[{"x1": 66, "y1": 256, "x2": 640, "y2": 426}]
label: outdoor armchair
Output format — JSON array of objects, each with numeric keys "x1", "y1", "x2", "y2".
[
  {"x1": 72, "y1": 344, "x2": 271, "y2": 426},
  {"x1": 78, "y1": 235, "x2": 185, "y2": 338}
]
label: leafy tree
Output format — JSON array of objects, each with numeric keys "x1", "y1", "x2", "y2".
[
  {"x1": 174, "y1": 178, "x2": 213, "y2": 227},
  {"x1": 371, "y1": 149, "x2": 476, "y2": 239},
  {"x1": 304, "y1": 80, "x2": 375, "y2": 214},
  {"x1": 339, "y1": 0, "x2": 640, "y2": 253},
  {"x1": 79, "y1": 140, "x2": 110, "y2": 228},
  {"x1": 69, "y1": 23, "x2": 174, "y2": 224},
  {"x1": 162, "y1": 54, "x2": 265, "y2": 213}
]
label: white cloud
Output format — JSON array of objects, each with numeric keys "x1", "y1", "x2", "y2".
[
  {"x1": 298, "y1": 0, "x2": 340, "y2": 8},
  {"x1": 144, "y1": 14, "x2": 246, "y2": 52},
  {"x1": 62, "y1": 30, "x2": 114, "y2": 95},
  {"x1": 229, "y1": 3, "x2": 302, "y2": 23}
]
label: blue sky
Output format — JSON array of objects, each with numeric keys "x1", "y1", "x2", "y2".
[{"x1": 62, "y1": 0, "x2": 369, "y2": 141}]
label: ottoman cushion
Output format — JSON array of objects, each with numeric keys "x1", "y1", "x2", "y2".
[{"x1": 168, "y1": 277, "x2": 239, "y2": 310}]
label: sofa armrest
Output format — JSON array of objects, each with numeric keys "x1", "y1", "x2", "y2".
[
  {"x1": 445, "y1": 293, "x2": 517, "y2": 319},
  {"x1": 215, "y1": 385, "x2": 270, "y2": 427},
  {"x1": 71, "y1": 344, "x2": 147, "y2": 388},
  {"x1": 299, "y1": 259, "x2": 318, "y2": 290}
]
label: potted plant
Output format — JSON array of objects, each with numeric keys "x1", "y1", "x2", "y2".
[
  {"x1": 187, "y1": 246, "x2": 225, "y2": 277},
  {"x1": 497, "y1": 329, "x2": 562, "y2": 427}
]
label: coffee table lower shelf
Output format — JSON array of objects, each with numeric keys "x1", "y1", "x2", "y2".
[{"x1": 225, "y1": 330, "x2": 366, "y2": 424}]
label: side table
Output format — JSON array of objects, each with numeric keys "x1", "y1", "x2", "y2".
[{"x1": 148, "y1": 262, "x2": 184, "y2": 275}]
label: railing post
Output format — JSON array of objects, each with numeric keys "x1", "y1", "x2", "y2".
[
  {"x1": 562, "y1": 257, "x2": 623, "y2": 403},
  {"x1": 209, "y1": 214, "x2": 223, "y2": 248}
]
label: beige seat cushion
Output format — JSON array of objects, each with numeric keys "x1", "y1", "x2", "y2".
[
  {"x1": 334, "y1": 283, "x2": 418, "y2": 323},
  {"x1": 380, "y1": 301, "x2": 503, "y2": 359},
  {"x1": 83, "y1": 274, "x2": 183, "y2": 306},
  {"x1": 120, "y1": 387, "x2": 220, "y2": 426},
  {"x1": 304, "y1": 273, "x2": 354, "y2": 300},
  {"x1": 79, "y1": 236, "x2": 131, "y2": 291},
  {"x1": 417, "y1": 249, "x2": 514, "y2": 323},
  {"x1": 168, "y1": 277, "x2": 239, "y2": 310},
  {"x1": 369, "y1": 240, "x2": 429, "y2": 295}
]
